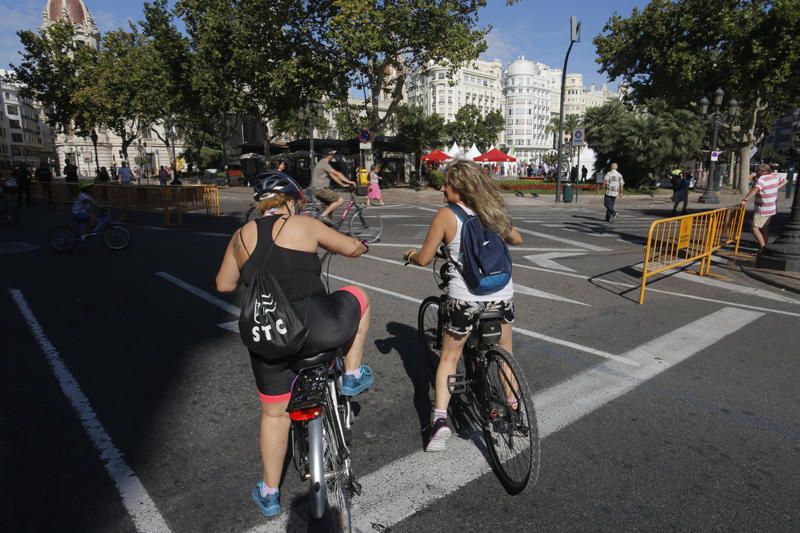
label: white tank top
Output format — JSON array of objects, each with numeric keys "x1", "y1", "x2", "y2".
[{"x1": 446, "y1": 203, "x2": 514, "y2": 301}]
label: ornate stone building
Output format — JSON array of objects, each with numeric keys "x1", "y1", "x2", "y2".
[{"x1": 41, "y1": 0, "x2": 185, "y2": 178}]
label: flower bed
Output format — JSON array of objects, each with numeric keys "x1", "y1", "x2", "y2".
[{"x1": 498, "y1": 182, "x2": 596, "y2": 192}]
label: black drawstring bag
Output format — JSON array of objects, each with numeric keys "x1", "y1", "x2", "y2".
[{"x1": 238, "y1": 217, "x2": 309, "y2": 361}]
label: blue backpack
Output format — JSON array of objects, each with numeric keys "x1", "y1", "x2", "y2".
[{"x1": 447, "y1": 203, "x2": 512, "y2": 295}]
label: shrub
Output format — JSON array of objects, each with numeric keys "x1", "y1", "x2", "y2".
[{"x1": 429, "y1": 169, "x2": 444, "y2": 189}]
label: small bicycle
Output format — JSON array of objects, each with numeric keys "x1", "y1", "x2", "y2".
[
  {"x1": 417, "y1": 245, "x2": 540, "y2": 494},
  {"x1": 49, "y1": 209, "x2": 132, "y2": 252},
  {"x1": 302, "y1": 188, "x2": 383, "y2": 244}
]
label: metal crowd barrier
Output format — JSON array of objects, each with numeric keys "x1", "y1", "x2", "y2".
[
  {"x1": 29, "y1": 180, "x2": 221, "y2": 226},
  {"x1": 639, "y1": 204, "x2": 745, "y2": 304}
]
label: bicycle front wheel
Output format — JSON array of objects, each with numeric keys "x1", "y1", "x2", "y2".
[
  {"x1": 418, "y1": 296, "x2": 443, "y2": 376},
  {"x1": 347, "y1": 207, "x2": 382, "y2": 243},
  {"x1": 103, "y1": 224, "x2": 132, "y2": 250},
  {"x1": 49, "y1": 226, "x2": 78, "y2": 252},
  {"x1": 480, "y1": 347, "x2": 540, "y2": 495}
]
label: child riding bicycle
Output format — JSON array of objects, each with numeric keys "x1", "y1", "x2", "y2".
[{"x1": 72, "y1": 181, "x2": 100, "y2": 235}]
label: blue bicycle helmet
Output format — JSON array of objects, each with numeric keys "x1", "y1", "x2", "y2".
[{"x1": 252, "y1": 171, "x2": 304, "y2": 202}]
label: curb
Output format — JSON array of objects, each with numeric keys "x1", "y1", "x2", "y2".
[{"x1": 740, "y1": 266, "x2": 800, "y2": 295}]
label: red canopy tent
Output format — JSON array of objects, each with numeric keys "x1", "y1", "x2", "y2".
[
  {"x1": 421, "y1": 149, "x2": 452, "y2": 162},
  {"x1": 473, "y1": 148, "x2": 517, "y2": 162}
]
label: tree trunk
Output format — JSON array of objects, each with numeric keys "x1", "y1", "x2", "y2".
[{"x1": 737, "y1": 145, "x2": 752, "y2": 194}]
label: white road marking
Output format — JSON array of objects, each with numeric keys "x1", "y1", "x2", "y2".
[
  {"x1": 195, "y1": 231, "x2": 232, "y2": 238},
  {"x1": 155, "y1": 272, "x2": 240, "y2": 315},
  {"x1": 524, "y1": 251, "x2": 587, "y2": 271},
  {"x1": 368, "y1": 243, "x2": 587, "y2": 253},
  {"x1": 334, "y1": 307, "x2": 759, "y2": 531},
  {"x1": 360, "y1": 254, "x2": 591, "y2": 306},
  {"x1": 515, "y1": 227, "x2": 609, "y2": 252},
  {"x1": 0, "y1": 241, "x2": 39, "y2": 253},
  {"x1": 630, "y1": 264, "x2": 800, "y2": 305},
  {"x1": 9, "y1": 289, "x2": 172, "y2": 533},
  {"x1": 509, "y1": 262, "x2": 800, "y2": 318}
]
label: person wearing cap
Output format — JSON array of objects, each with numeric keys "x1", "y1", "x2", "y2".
[
  {"x1": 72, "y1": 181, "x2": 99, "y2": 234},
  {"x1": 311, "y1": 148, "x2": 356, "y2": 224}
]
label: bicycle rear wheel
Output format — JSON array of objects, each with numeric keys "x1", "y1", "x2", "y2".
[
  {"x1": 49, "y1": 226, "x2": 78, "y2": 252},
  {"x1": 103, "y1": 224, "x2": 132, "y2": 250},
  {"x1": 480, "y1": 347, "x2": 539, "y2": 495},
  {"x1": 347, "y1": 207, "x2": 382, "y2": 243},
  {"x1": 322, "y1": 395, "x2": 352, "y2": 532},
  {"x1": 418, "y1": 296, "x2": 443, "y2": 375}
]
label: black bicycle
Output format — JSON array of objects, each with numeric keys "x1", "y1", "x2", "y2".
[
  {"x1": 417, "y1": 245, "x2": 540, "y2": 494},
  {"x1": 49, "y1": 209, "x2": 131, "y2": 252}
]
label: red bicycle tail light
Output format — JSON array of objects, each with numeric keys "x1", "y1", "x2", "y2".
[{"x1": 289, "y1": 407, "x2": 322, "y2": 421}]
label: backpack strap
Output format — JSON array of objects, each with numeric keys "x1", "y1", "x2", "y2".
[{"x1": 447, "y1": 202, "x2": 473, "y2": 222}]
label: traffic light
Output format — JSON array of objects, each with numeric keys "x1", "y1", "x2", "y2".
[{"x1": 570, "y1": 16, "x2": 581, "y2": 43}]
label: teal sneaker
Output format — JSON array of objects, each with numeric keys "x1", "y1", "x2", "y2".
[
  {"x1": 341, "y1": 365, "x2": 374, "y2": 396},
  {"x1": 251, "y1": 482, "x2": 280, "y2": 517}
]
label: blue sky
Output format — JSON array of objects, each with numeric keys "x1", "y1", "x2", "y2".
[{"x1": 2, "y1": 0, "x2": 648, "y2": 89}]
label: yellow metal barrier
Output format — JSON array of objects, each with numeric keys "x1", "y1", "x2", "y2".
[
  {"x1": 30, "y1": 181, "x2": 221, "y2": 225},
  {"x1": 639, "y1": 204, "x2": 745, "y2": 304}
]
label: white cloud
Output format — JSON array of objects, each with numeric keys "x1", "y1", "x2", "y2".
[{"x1": 480, "y1": 29, "x2": 522, "y2": 64}]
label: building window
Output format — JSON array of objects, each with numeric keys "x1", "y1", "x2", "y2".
[
  {"x1": 11, "y1": 133, "x2": 23, "y2": 143},
  {"x1": 9, "y1": 119, "x2": 21, "y2": 129},
  {"x1": 438, "y1": 73, "x2": 445, "y2": 79},
  {"x1": 7, "y1": 105, "x2": 19, "y2": 115}
]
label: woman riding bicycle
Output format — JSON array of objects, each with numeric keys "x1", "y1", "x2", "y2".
[
  {"x1": 216, "y1": 171, "x2": 374, "y2": 518},
  {"x1": 403, "y1": 160, "x2": 522, "y2": 452}
]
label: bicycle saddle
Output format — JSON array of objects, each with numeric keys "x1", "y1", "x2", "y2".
[
  {"x1": 476, "y1": 310, "x2": 504, "y2": 322},
  {"x1": 291, "y1": 350, "x2": 336, "y2": 372}
]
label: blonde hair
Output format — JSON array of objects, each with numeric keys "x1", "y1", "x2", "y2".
[
  {"x1": 256, "y1": 193, "x2": 295, "y2": 214},
  {"x1": 445, "y1": 160, "x2": 512, "y2": 234}
]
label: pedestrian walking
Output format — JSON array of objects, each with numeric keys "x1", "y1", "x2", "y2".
[
  {"x1": 118, "y1": 161, "x2": 134, "y2": 185},
  {"x1": 594, "y1": 169, "x2": 605, "y2": 192},
  {"x1": 13, "y1": 164, "x2": 31, "y2": 207},
  {"x1": 158, "y1": 165, "x2": 169, "y2": 186},
  {"x1": 36, "y1": 160, "x2": 53, "y2": 206},
  {"x1": 64, "y1": 159, "x2": 79, "y2": 182},
  {"x1": 110, "y1": 163, "x2": 118, "y2": 181},
  {"x1": 96, "y1": 166, "x2": 111, "y2": 183},
  {"x1": 366, "y1": 164, "x2": 384, "y2": 206},
  {"x1": 740, "y1": 163, "x2": 788, "y2": 255},
  {"x1": 672, "y1": 171, "x2": 690, "y2": 216},
  {"x1": 581, "y1": 165, "x2": 588, "y2": 182},
  {"x1": 603, "y1": 163, "x2": 624, "y2": 222}
]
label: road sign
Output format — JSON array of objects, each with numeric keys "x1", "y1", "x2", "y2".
[
  {"x1": 358, "y1": 130, "x2": 371, "y2": 143},
  {"x1": 572, "y1": 127, "x2": 585, "y2": 147},
  {"x1": 711, "y1": 150, "x2": 720, "y2": 162},
  {"x1": 359, "y1": 142, "x2": 372, "y2": 150}
]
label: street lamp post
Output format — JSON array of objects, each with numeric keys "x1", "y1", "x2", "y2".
[
  {"x1": 555, "y1": 16, "x2": 581, "y2": 203},
  {"x1": 698, "y1": 88, "x2": 738, "y2": 204}
]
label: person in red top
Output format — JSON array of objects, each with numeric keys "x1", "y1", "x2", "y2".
[{"x1": 740, "y1": 163, "x2": 788, "y2": 255}]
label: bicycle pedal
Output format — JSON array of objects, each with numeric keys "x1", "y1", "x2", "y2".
[{"x1": 447, "y1": 373, "x2": 469, "y2": 394}]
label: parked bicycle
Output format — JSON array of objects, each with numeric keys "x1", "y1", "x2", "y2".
[
  {"x1": 417, "y1": 245, "x2": 540, "y2": 494},
  {"x1": 49, "y1": 208, "x2": 132, "y2": 252},
  {"x1": 302, "y1": 187, "x2": 383, "y2": 244},
  {"x1": 0, "y1": 178, "x2": 20, "y2": 225}
]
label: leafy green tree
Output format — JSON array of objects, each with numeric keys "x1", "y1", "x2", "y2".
[
  {"x1": 584, "y1": 100, "x2": 705, "y2": 187},
  {"x1": 445, "y1": 104, "x2": 505, "y2": 151},
  {"x1": 321, "y1": 0, "x2": 493, "y2": 147},
  {"x1": 395, "y1": 103, "x2": 445, "y2": 184},
  {"x1": 594, "y1": 0, "x2": 800, "y2": 192}
]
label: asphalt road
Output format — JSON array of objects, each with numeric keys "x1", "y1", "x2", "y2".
[{"x1": 2, "y1": 188, "x2": 799, "y2": 532}]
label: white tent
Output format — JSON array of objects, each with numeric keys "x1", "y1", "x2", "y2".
[
  {"x1": 446, "y1": 142, "x2": 462, "y2": 158},
  {"x1": 464, "y1": 144, "x2": 481, "y2": 160}
]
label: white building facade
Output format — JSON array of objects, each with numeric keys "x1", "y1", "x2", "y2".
[
  {"x1": 406, "y1": 59, "x2": 504, "y2": 130},
  {"x1": 503, "y1": 56, "x2": 561, "y2": 163},
  {"x1": 41, "y1": 0, "x2": 185, "y2": 177},
  {"x1": 0, "y1": 71, "x2": 57, "y2": 173}
]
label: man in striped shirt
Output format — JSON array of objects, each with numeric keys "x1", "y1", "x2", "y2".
[{"x1": 741, "y1": 164, "x2": 788, "y2": 254}]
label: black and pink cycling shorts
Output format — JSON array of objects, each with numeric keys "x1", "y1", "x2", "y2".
[{"x1": 249, "y1": 285, "x2": 366, "y2": 403}]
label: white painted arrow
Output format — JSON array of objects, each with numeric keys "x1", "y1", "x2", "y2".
[{"x1": 524, "y1": 251, "x2": 587, "y2": 272}]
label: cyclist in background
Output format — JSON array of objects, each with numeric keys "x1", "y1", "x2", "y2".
[
  {"x1": 72, "y1": 181, "x2": 99, "y2": 235},
  {"x1": 216, "y1": 171, "x2": 374, "y2": 518},
  {"x1": 311, "y1": 148, "x2": 356, "y2": 225},
  {"x1": 403, "y1": 160, "x2": 522, "y2": 452}
]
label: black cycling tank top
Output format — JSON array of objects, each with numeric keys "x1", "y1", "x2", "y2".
[{"x1": 240, "y1": 215, "x2": 326, "y2": 305}]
